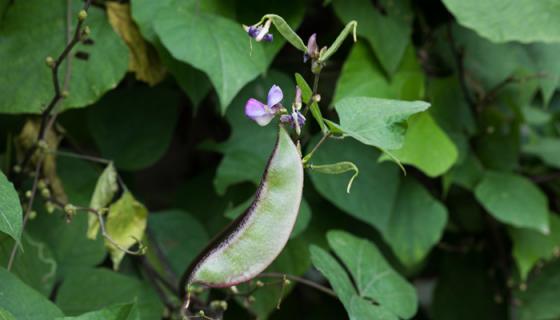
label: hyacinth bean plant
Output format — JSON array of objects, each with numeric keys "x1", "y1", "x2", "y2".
[{"x1": 2, "y1": 1, "x2": 560, "y2": 320}]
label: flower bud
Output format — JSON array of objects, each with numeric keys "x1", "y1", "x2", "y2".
[
  {"x1": 29, "y1": 210, "x2": 37, "y2": 220},
  {"x1": 78, "y1": 10, "x2": 88, "y2": 21},
  {"x1": 45, "y1": 56, "x2": 55, "y2": 67},
  {"x1": 294, "y1": 86, "x2": 302, "y2": 110}
]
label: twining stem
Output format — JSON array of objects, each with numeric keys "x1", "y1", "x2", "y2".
[
  {"x1": 302, "y1": 71, "x2": 321, "y2": 117},
  {"x1": 45, "y1": 196, "x2": 145, "y2": 256},
  {"x1": 50, "y1": 149, "x2": 113, "y2": 165},
  {"x1": 258, "y1": 272, "x2": 337, "y2": 298}
]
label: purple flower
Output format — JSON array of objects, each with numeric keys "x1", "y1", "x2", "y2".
[
  {"x1": 243, "y1": 20, "x2": 273, "y2": 42},
  {"x1": 304, "y1": 33, "x2": 318, "y2": 63},
  {"x1": 245, "y1": 85, "x2": 283, "y2": 126}
]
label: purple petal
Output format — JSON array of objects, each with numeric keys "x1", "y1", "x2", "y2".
[
  {"x1": 262, "y1": 33, "x2": 273, "y2": 42},
  {"x1": 280, "y1": 114, "x2": 292, "y2": 124},
  {"x1": 295, "y1": 86, "x2": 302, "y2": 109},
  {"x1": 267, "y1": 85, "x2": 283, "y2": 107},
  {"x1": 245, "y1": 98, "x2": 274, "y2": 126},
  {"x1": 307, "y1": 33, "x2": 318, "y2": 56}
]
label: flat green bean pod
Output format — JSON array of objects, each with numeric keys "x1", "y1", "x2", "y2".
[{"x1": 180, "y1": 125, "x2": 303, "y2": 294}]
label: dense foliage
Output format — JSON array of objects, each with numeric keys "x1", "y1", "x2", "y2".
[{"x1": 1, "y1": 0, "x2": 560, "y2": 319}]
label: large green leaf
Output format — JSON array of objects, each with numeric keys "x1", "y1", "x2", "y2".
[
  {"x1": 328, "y1": 231, "x2": 418, "y2": 318},
  {"x1": 0, "y1": 0, "x2": 128, "y2": 114},
  {"x1": 147, "y1": 209, "x2": 209, "y2": 275},
  {"x1": 0, "y1": 267, "x2": 63, "y2": 320},
  {"x1": 310, "y1": 230, "x2": 418, "y2": 319},
  {"x1": 332, "y1": 0, "x2": 412, "y2": 75},
  {"x1": 154, "y1": 5, "x2": 267, "y2": 111},
  {"x1": 442, "y1": 0, "x2": 560, "y2": 43},
  {"x1": 383, "y1": 178, "x2": 448, "y2": 267},
  {"x1": 0, "y1": 233, "x2": 56, "y2": 296},
  {"x1": 0, "y1": 170, "x2": 22, "y2": 244},
  {"x1": 474, "y1": 171, "x2": 549, "y2": 233},
  {"x1": 510, "y1": 213, "x2": 560, "y2": 280},
  {"x1": 310, "y1": 245, "x2": 397, "y2": 320},
  {"x1": 56, "y1": 304, "x2": 137, "y2": 320},
  {"x1": 334, "y1": 96, "x2": 430, "y2": 150},
  {"x1": 87, "y1": 86, "x2": 179, "y2": 171},
  {"x1": 212, "y1": 71, "x2": 294, "y2": 194},
  {"x1": 515, "y1": 260, "x2": 560, "y2": 320},
  {"x1": 383, "y1": 112, "x2": 458, "y2": 177},
  {"x1": 308, "y1": 137, "x2": 446, "y2": 267},
  {"x1": 56, "y1": 268, "x2": 163, "y2": 320},
  {"x1": 334, "y1": 43, "x2": 425, "y2": 103}
]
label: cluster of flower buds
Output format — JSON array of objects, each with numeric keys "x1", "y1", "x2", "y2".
[
  {"x1": 304, "y1": 34, "x2": 324, "y2": 73},
  {"x1": 243, "y1": 19, "x2": 273, "y2": 42},
  {"x1": 245, "y1": 85, "x2": 306, "y2": 135}
]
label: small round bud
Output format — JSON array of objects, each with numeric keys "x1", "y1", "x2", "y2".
[
  {"x1": 45, "y1": 201, "x2": 55, "y2": 214},
  {"x1": 220, "y1": 301, "x2": 228, "y2": 311},
  {"x1": 25, "y1": 190, "x2": 32, "y2": 198},
  {"x1": 40, "y1": 187, "x2": 51, "y2": 199},
  {"x1": 13, "y1": 165, "x2": 22, "y2": 173},
  {"x1": 61, "y1": 90, "x2": 70, "y2": 98},
  {"x1": 37, "y1": 179, "x2": 47, "y2": 190},
  {"x1": 78, "y1": 10, "x2": 88, "y2": 21},
  {"x1": 255, "y1": 280, "x2": 264, "y2": 287},
  {"x1": 29, "y1": 210, "x2": 37, "y2": 220},
  {"x1": 230, "y1": 286, "x2": 239, "y2": 294},
  {"x1": 83, "y1": 26, "x2": 91, "y2": 36},
  {"x1": 45, "y1": 56, "x2": 55, "y2": 67},
  {"x1": 247, "y1": 295, "x2": 255, "y2": 304},
  {"x1": 210, "y1": 300, "x2": 228, "y2": 311},
  {"x1": 197, "y1": 310, "x2": 205, "y2": 317},
  {"x1": 313, "y1": 94, "x2": 321, "y2": 102},
  {"x1": 519, "y1": 283, "x2": 527, "y2": 291},
  {"x1": 37, "y1": 139, "x2": 48, "y2": 150},
  {"x1": 64, "y1": 204, "x2": 76, "y2": 215},
  {"x1": 283, "y1": 279, "x2": 291, "y2": 286}
]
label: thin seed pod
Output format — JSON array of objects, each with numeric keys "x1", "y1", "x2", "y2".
[
  {"x1": 180, "y1": 125, "x2": 303, "y2": 297},
  {"x1": 318, "y1": 21, "x2": 358, "y2": 63},
  {"x1": 264, "y1": 14, "x2": 307, "y2": 52}
]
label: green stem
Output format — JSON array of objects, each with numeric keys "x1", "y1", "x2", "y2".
[{"x1": 302, "y1": 132, "x2": 331, "y2": 164}]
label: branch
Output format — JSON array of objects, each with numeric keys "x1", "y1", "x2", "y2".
[
  {"x1": 18, "y1": 0, "x2": 93, "y2": 173},
  {"x1": 257, "y1": 272, "x2": 337, "y2": 298}
]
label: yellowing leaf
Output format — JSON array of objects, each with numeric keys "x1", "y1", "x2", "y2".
[
  {"x1": 105, "y1": 192, "x2": 148, "y2": 269},
  {"x1": 87, "y1": 163, "x2": 118, "y2": 239},
  {"x1": 106, "y1": 2, "x2": 166, "y2": 86},
  {"x1": 16, "y1": 119, "x2": 67, "y2": 203}
]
